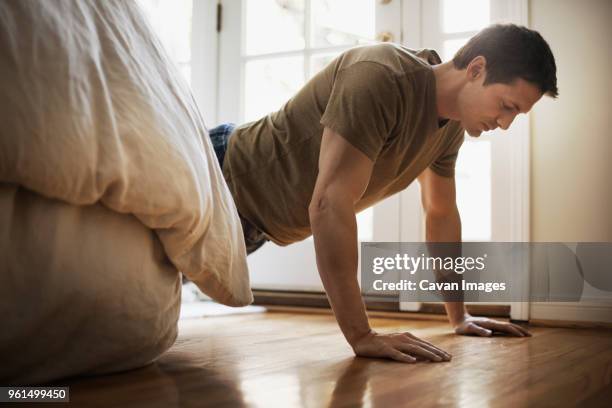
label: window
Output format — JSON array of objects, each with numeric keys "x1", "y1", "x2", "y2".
[
  {"x1": 136, "y1": 0, "x2": 193, "y2": 85},
  {"x1": 236, "y1": 0, "x2": 381, "y2": 241},
  {"x1": 241, "y1": 0, "x2": 376, "y2": 123}
]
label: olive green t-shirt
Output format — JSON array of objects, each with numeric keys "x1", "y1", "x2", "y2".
[{"x1": 222, "y1": 43, "x2": 465, "y2": 246}]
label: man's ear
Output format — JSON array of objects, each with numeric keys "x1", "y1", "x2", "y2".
[{"x1": 466, "y1": 56, "x2": 487, "y2": 81}]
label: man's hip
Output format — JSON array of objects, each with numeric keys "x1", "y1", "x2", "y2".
[{"x1": 209, "y1": 123, "x2": 268, "y2": 255}]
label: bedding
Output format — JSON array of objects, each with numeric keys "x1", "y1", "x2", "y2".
[
  {"x1": 0, "y1": 0, "x2": 253, "y2": 306},
  {"x1": 0, "y1": 184, "x2": 181, "y2": 384}
]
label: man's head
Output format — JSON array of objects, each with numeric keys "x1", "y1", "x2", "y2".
[{"x1": 451, "y1": 24, "x2": 558, "y2": 137}]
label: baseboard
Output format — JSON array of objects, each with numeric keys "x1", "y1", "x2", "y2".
[
  {"x1": 530, "y1": 302, "x2": 612, "y2": 325},
  {"x1": 252, "y1": 289, "x2": 400, "y2": 311},
  {"x1": 263, "y1": 305, "x2": 449, "y2": 322},
  {"x1": 529, "y1": 318, "x2": 612, "y2": 330},
  {"x1": 252, "y1": 290, "x2": 510, "y2": 317},
  {"x1": 254, "y1": 292, "x2": 612, "y2": 329},
  {"x1": 418, "y1": 303, "x2": 510, "y2": 317}
]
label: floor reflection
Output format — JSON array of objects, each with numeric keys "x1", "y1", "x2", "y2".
[
  {"x1": 38, "y1": 316, "x2": 611, "y2": 408},
  {"x1": 327, "y1": 358, "x2": 371, "y2": 408},
  {"x1": 60, "y1": 351, "x2": 248, "y2": 407}
]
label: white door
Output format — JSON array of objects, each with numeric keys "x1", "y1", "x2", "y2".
[
  {"x1": 217, "y1": 0, "x2": 403, "y2": 291},
  {"x1": 400, "y1": 0, "x2": 531, "y2": 319},
  {"x1": 136, "y1": 0, "x2": 530, "y2": 317}
]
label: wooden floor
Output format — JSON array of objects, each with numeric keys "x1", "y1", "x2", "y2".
[{"x1": 47, "y1": 309, "x2": 612, "y2": 407}]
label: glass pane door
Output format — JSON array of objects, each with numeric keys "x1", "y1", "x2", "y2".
[
  {"x1": 218, "y1": 0, "x2": 401, "y2": 291},
  {"x1": 136, "y1": 0, "x2": 193, "y2": 84}
]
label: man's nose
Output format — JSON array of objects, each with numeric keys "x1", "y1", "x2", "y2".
[{"x1": 497, "y1": 113, "x2": 517, "y2": 130}]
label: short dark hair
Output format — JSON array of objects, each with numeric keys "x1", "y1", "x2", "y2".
[{"x1": 453, "y1": 24, "x2": 558, "y2": 98}]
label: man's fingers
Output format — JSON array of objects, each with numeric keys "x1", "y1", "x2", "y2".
[
  {"x1": 511, "y1": 323, "x2": 532, "y2": 337},
  {"x1": 504, "y1": 325, "x2": 524, "y2": 337},
  {"x1": 456, "y1": 318, "x2": 532, "y2": 338},
  {"x1": 478, "y1": 320, "x2": 533, "y2": 337},
  {"x1": 387, "y1": 348, "x2": 417, "y2": 363},
  {"x1": 399, "y1": 344, "x2": 443, "y2": 362},
  {"x1": 481, "y1": 321, "x2": 525, "y2": 337},
  {"x1": 506, "y1": 322, "x2": 531, "y2": 337},
  {"x1": 403, "y1": 332, "x2": 451, "y2": 360},
  {"x1": 410, "y1": 339, "x2": 452, "y2": 361},
  {"x1": 468, "y1": 322, "x2": 492, "y2": 337}
]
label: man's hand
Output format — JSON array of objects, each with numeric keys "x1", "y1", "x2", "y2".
[
  {"x1": 417, "y1": 171, "x2": 531, "y2": 340},
  {"x1": 351, "y1": 330, "x2": 452, "y2": 363},
  {"x1": 453, "y1": 314, "x2": 531, "y2": 337},
  {"x1": 309, "y1": 128, "x2": 453, "y2": 365}
]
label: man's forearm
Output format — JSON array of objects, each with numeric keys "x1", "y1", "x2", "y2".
[
  {"x1": 425, "y1": 209, "x2": 467, "y2": 326},
  {"x1": 310, "y1": 201, "x2": 371, "y2": 346}
]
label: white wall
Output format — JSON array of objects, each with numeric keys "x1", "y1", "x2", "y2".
[
  {"x1": 529, "y1": 0, "x2": 612, "y2": 322},
  {"x1": 530, "y1": 0, "x2": 612, "y2": 242}
]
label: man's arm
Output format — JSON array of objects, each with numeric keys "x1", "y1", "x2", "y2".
[
  {"x1": 417, "y1": 168, "x2": 530, "y2": 337},
  {"x1": 309, "y1": 127, "x2": 451, "y2": 363}
]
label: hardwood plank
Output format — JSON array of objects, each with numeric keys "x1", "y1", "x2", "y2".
[{"x1": 36, "y1": 311, "x2": 612, "y2": 407}]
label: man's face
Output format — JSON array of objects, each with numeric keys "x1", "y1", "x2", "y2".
[{"x1": 456, "y1": 60, "x2": 543, "y2": 137}]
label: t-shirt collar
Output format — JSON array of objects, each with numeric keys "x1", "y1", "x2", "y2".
[{"x1": 415, "y1": 49, "x2": 446, "y2": 133}]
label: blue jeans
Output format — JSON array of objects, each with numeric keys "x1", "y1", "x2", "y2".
[{"x1": 209, "y1": 123, "x2": 268, "y2": 255}]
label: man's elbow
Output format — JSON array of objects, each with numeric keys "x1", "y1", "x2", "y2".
[
  {"x1": 308, "y1": 193, "x2": 331, "y2": 226},
  {"x1": 308, "y1": 190, "x2": 352, "y2": 226},
  {"x1": 423, "y1": 204, "x2": 460, "y2": 220}
]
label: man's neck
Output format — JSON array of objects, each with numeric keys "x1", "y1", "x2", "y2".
[{"x1": 432, "y1": 61, "x2": 463, "y2": 122}]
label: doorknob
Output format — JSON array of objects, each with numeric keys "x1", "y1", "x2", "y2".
[{"x1": 376, "y1": 31, "x2": 394, "y2": 42}]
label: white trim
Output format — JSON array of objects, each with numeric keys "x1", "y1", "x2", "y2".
[
  {"x1": 190, "y1": 0, "x2": 219, "y2": 126},
  {"x1": 530, "y1": 302, "x2": 612, "y2": 324},
  {"x1": 304, "y1": 0, "x2": 312, "y2": 79},
  {"x1": 401, "y1": 0, "x2": 421, "y2": 47},
  {"x1": 217, "y1": 0, "x2": 243, "y2": 123},
  {"x1": 490, "y1": 0, "x2": 529, "y2": 25},
  {"x1": 376, "y1": 0, "x2": 402, "y2": 44},
  {"x1": 504, "y1": 0, "x2": 531, "y2": 321},
  {"x1": 399, "y1": 0, "x2": 424, "y2": 313}
]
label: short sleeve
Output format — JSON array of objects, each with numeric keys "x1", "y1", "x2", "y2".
[
  {"x1": 429, "y1": 124, "x2": 465, "y2": 178},
  {"x1": 320, "y1": 62, "x2": 399, "y2": 161}
]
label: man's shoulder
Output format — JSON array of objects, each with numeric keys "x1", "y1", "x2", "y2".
[{"x1": 336, "y1": 43, "x2": 441, "y2": 75}]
